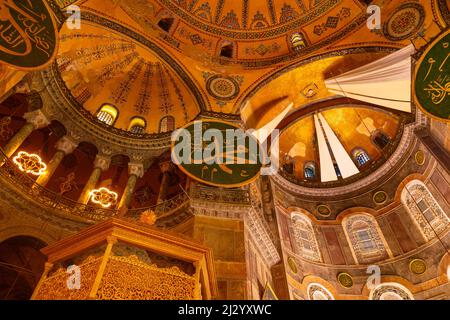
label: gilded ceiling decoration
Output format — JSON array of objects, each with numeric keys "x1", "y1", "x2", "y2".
[{"x1": 56, "y1": 22, "x2": 202, "y2": 133}]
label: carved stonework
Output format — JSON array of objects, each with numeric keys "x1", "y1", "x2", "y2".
[
  {"x1": 23, "y1": 109, "x2": 50, "y2": 130},
  {"x1": 94, "y1": 155, "x2": 111, "y2": 171},
  {"x1": 129, "y1": 162, "x2": 145, "y2": 178},
  {"x1": 55, "y1": 136, "x2": 78, "y2": 155}
]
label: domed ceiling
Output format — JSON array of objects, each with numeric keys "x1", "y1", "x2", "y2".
[
  {"x1": 278, "y1": 106, "x2": 404, "y2": 185},
  {"x1": 117, "y1": 0, "x2": 368, "y2": 66},
  {"x1": 56, "y1": 22, "x2": 203, "y2": 134}
]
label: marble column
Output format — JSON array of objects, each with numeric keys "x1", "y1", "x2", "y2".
[
  {"x1": 157, "y1": 161, "x2": 173, "y2": 205},
  {"x1": 3, "y1": 109, "x2": 50, "y2": 158},
  {"x1": 78, "y1": 154, "x2": 111, "y2": 204},
  {"x1": 118, "y1": 162, "x2": 144, "y2": 209},
  {"x1": 36, "y1": 136, "x2": 78, "y2": 186}
]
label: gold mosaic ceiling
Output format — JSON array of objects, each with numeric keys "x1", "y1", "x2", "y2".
[{"x1": 56, "y1": 23, "x2": 202, "y2": 133}]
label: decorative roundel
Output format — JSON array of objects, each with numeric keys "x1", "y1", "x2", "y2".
[
  {"x1": 287, "y1": 256, "x2": 298, "y2": 274},
  {"x1": 409, "y1": 258, "x2": 427, "y2": 275},
  {"x1": 415, "y1": 150, "x2": 426, "y2": 166},
  {"x1": 337, "y1": 272, "x2": 354, "y2": 289},
  {"x1": 384, "y1": 3, "x2": 425, "y2": 41},
  {"x1": 316, "y1": 204, "x2": 331, "y2": 217},
  {"x1": 373, "y1": 191, "x2": 388, "y2": 205},
  {"x1": 206, "y1": 75, "x2": 240, "y2": 101}
]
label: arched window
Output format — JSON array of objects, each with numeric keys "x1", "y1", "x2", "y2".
[
  {"x1": 343, "y1": 214, "x2": 390, "y2": 264},
  {"x1": 158, "y1": 17, "x2": 174, "y2": 32},
  {"x1": 159, "y1": 116, "x2": 175, "y2": 133},
  {"x1": 304, "y1": 161, "x2": 316, "y2": 180},
  {"x1": 291, "y1": 213, "x2": 322, "y2": 262},
  {"x1": 353, "y1": 148, "x2": 370, "y2": 167},
  {"x1": 307, "y1": 283, "x2": 334, "y2": 300},
  {"x1": 369, "y1": 283, "x2": 414, "y2": 300},
  {"x1": 96, "y1": 104, "x2": 118, "y2": 126},
  {"x1": 372, "y1": 131, "x2": 391, "y2": 149},
  {"x1": 219, "y1": 41, "x2": 234, "y2": 58},
  {"x1": 291, "y1": 33, "x2": 307, "y2": 51},
  {"x1": 128, "y1": 117, "x2": 146, "y2": 134},
  {"x1": 401, "y1": 180, "x2": 449, "y2": 241}
]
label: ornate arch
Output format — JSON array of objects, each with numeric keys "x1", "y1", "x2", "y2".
[{"x1": 369, "y1": 282, "x2": 415, "y2": 300}]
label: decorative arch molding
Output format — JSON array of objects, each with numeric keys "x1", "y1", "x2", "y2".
[
  {"x1": 301, "y1": 275, "x2": 338, "y2": 300},
  {"x1": 0, "y1": 225, "x2": 56, "y2": 246},
  {"x1": 307, "y1": 283, "x2": 335, "y2": 300},
  {"x1": 342, "y1": 213, "x2": 392, "y2": 264},
  {"x1": 368, "y1": 282, "x2": 415, "y2": 300}
]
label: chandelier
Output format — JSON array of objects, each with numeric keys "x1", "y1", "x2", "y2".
[
  {"x1": 13, "y1": 151, "x2": 47, "y2": 176},
  {"x1": 90, "y1": 188, "x2": 118, "y2": 208}
]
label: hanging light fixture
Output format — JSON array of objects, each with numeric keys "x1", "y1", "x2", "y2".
[
  {"x1": 90, "y1": 187, "x2": 118, "y2": 208},
  {"x1": 13, "y1": 151, "x2": 47, "y2": 176}
]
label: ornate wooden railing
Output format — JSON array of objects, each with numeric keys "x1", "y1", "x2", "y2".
[{"x1": 0, "y1": 148, "x2": 189, "y2": 223}]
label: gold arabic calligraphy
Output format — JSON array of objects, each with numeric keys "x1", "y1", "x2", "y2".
[{"x1": 0, "y1": 0, "x2": 53, "y2": 58}]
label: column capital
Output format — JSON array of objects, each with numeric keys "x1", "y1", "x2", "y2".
[
  {"x1": 128, "y1": 162, "x2": 144, "y2": 178},
  {"x1": 23, "y1": 109, "x2": 50, "y2": 130},
  {"x1": 94, "y1": 154, "x2": 111, "y2": 171},
  {"x1": 55, "y1": 136, "x2": 78, "y2": 155}
]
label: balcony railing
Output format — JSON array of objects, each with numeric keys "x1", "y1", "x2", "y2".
[
  {"x1": 0, "y1": 148, "x2": 189, "y2": 223},
  {"x1": 190, "y1": 185, "x2": 251, "y2": 206}
]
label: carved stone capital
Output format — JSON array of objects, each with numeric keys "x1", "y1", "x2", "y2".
[
  {"x1": 55, "y1": 136, "x2": 78, "y2": 155},
  {"x1": 94, "y1": 154, "x2": 111, "y2": 171},
  {"x1": 23, "y1": 109, "x2": 50, "y2": 130},
  {"x1": 128, "y1": 162, "x2": 145, "y2": 178}
]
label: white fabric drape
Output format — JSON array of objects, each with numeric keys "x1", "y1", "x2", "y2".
[{"x1": 325, "y1": 45, "x2": 416, "y2": 113}]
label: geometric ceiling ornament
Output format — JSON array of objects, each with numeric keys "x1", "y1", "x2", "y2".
[
  {"x1": 414, "y1": 30, "x2": 450, "y2": 122},
  {"x1": 0, "y1": 0, "x2": 59, "y2": 70},
  {"x1": 206, "y1": 74, "x2": 241, "y2": 101},
  {"x1": 384, "y1": 3, "x2": 425, "y2": 41}
]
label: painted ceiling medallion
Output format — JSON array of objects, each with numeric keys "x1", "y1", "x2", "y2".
[
  {"x1": 373, "y1": 191, "x2": 388, "y2": 205},
  {"x1": 206, "y1": 75, "x2": 240, "y2": 101},
  {"x1": 409, "y1": 258, "x2": 427, "y2": 275},
  {"x1": 384, "y1": 3, "x2": 425, "y2": 41},
  {"x1": 90, "y1": 188, "x2": 118, "y2": 208},
  {"x1": 317, "y1": 205, "x2": 331, "y2": 217},
  {"x1": 415, "y1": 150, "x2": 426, "y2": 166},
  {"x1": 337, "y1": 272, "x2": 354, "y2": 288},
  {"x1": 13, "y1": 151, "x2": 47, "y2": 176}
]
